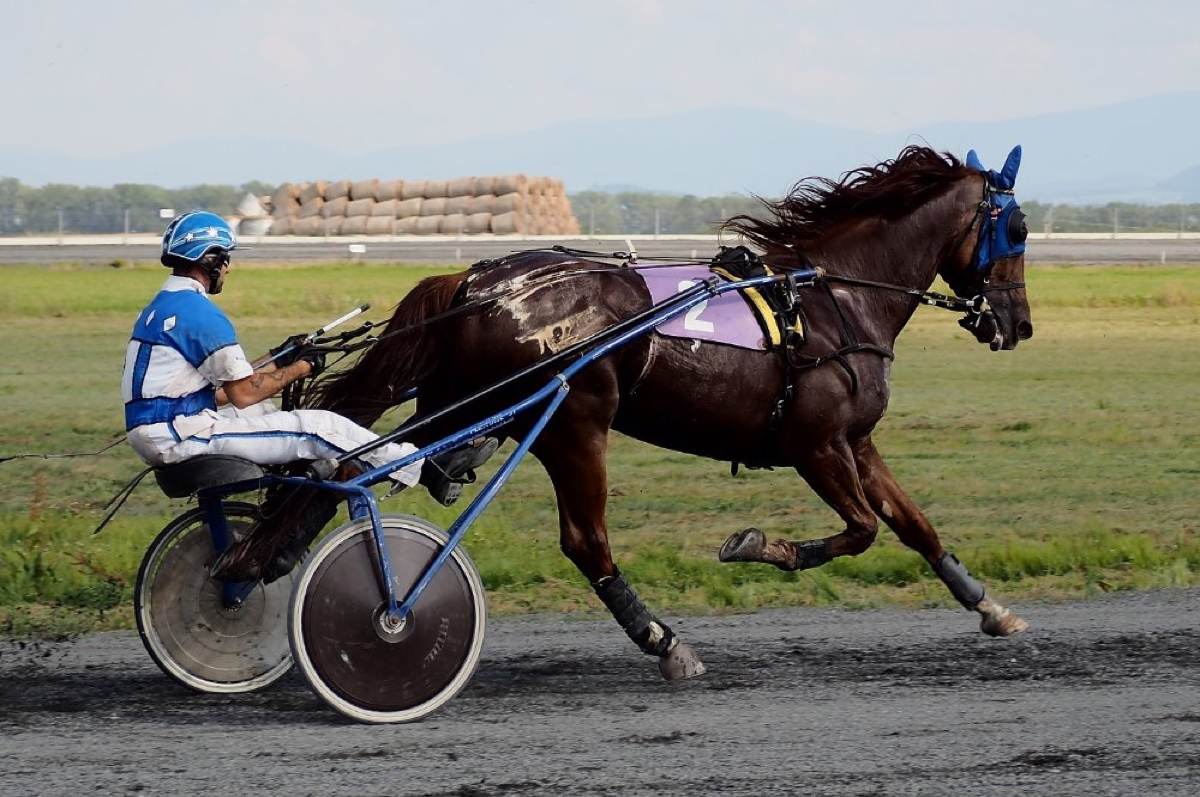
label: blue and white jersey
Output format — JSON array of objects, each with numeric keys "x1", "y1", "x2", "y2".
[{"x1": 121, "y1": 275, "x2": 254, "y2": 435}]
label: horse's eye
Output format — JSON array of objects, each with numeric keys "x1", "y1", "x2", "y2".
[{"x1": 1008, "y1": 208, "x2": 1028, "y2": 243}]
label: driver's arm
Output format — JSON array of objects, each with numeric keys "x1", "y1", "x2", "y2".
[{"x1": 217, "y1": 359, "x2": 312, "y2": 409}]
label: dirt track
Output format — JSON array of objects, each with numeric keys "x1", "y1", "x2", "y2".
[{"x1": 1, "y1": 590, "x2": 1197, "y2": 796}]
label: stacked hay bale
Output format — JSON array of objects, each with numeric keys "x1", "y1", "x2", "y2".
[
  {"x1": 230, "y1": 192, "x2": 273, "y2": 236},
  {"x1": 267, "y1": 174, "x2": 579, "y2": 236}
]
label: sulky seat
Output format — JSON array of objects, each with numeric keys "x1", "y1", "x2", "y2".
[{"x1": 153, "y1": 455, "x2": 265, "y2": 498}]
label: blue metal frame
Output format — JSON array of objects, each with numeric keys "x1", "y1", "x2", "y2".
[{"x1": 195, "y1": 270, "x2": 815, "y2": 617}]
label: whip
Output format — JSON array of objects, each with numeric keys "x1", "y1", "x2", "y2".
[{"x1": 253, "y1": 303, "x2": 370, "y2": 368}]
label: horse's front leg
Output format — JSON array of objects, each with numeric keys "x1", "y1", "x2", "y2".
[
  {"x1": 852, "y1": 437, "x2": 1028, "y2": 636},
  {"x1": 720, "y1": 438, "x2": 881, "y2": 570},
  {"x1": 537, "y1": 421, "x2": 706, "y2": 681}
]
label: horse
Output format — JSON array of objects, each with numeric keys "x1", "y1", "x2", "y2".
[{"x1": 310, "y1": 145, "x2": 1035, "y2": 679}]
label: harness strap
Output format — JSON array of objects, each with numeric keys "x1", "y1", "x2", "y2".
[{"x1": 92, "y1": 466, "x2": 154, "y2": 535}]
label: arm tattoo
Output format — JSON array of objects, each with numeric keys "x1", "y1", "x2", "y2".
[{"x1": 247, "y1": 369, "x2": 291, "y2": 391}]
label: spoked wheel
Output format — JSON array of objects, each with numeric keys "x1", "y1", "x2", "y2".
[
  {"x1": 289, "y1": 515, "x2": 486, "y2": 724},
  {"x1": 135, "y1": 502, "x2": 294, "y2": 693}
]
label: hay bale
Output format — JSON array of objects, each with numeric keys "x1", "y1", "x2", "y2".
[
  {"x1": 298, "y1": 197, "x2": 325, "y2": 218},
  {"x1": 324, "y1": 179, "x2": 351, "y2": 200},
  {"x1": 322, "y1": 196, "x2": 349, "y2": 218},
  {"x1": 292, "y1": 216, "x2": 323, "y2": 236},
  {"x1": 269, "y1": 217, "x2": 292, "y2": 235},
  {"x1": 493, "y1": 192, "x2": 524, "y2": 214},
  {"x1": 465, "y1": 212, "x2": 492, "y2": 234},
  {"x1": 420, "y1": 197, "x2": 447, "y2": 216},
  {"x1": 491, "y1": 211, "x2": 519, "y2": 235},
  {"x1": 467, "y1": 194, "x2": 496, "y2": 215},
  {"x1": 324, "y1": 217, "x2": 344, "y2": 235},
  {"x1": 375, "y1": 180, "x2": 401, "y2": 201},
  {"x1": 372, "y1": 199, "x2": 398, "y2": 217},
  {"x1": 401, "y1": 180, "x2": 426, "y2": 199},
  {"x1": 340, "y1": 216, "x2": 368, "y2": 235},
  {"x1": 395, "y1": 216, "x2": 419, "y2": 234},
  {"x1": 423, "y1": 179, "x2": 448, "y2": 198},
  {"x1": 239, "y1": 217, "x2": 272, "y2": 236},
  {"x1": 444, "y1": 195, "x2": 471, "y2": 215},
  {"x1": 447, "y1": 176, "x2": 474, "y2": 197},
  {"x1": 271, "y1": 185, "x2": 300, "y2": 217},
  {"x1": 299, "y1": 181, "x2": 325, "y2": 204},
  {"x1": 350, "y1": 178, "x2": 379, "y2": 200},
  {"x1": 527, "y1": 176, "x2": 547, "y2": 196},
  {"x1": 366, "y1": 216, "x2": 394, "y2": 235},
  {"x1": 493, "y1": 174, "x2": 527, "y2": 196},
  {"x1": 346, "y1": 198, "x2": 374, "y2": 217},
  {"x1": 474, "y1": 175, "x2": 496, "y2": 196},
  {"x1": 439, "y1": 213, "x2": 465, "y2": 234},
  {"x1": 236, "y1": 192, "x2": 266, "y2": 219},
  {"x1": 396, "y1": 197, "x2": 423, "y2": 218},
  {"x1": 414, "y1": 215, "x2": 442, "y2": 235}
]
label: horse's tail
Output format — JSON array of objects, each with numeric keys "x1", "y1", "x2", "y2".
[{"x1": 308, "y1": 272, "x2": 467, "y2": 425}]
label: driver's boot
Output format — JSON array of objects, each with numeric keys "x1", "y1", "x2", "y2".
[{"x1": 418, "y1": 437, "x2": 500, "y2": 506}]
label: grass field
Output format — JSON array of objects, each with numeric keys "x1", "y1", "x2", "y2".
[{"x1": 1, "y1": 261, "x2": 1197, "y2": 635}]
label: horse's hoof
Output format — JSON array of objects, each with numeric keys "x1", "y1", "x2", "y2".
[
  {"x1": 659, "y1": 642, "x2": 706, "y2": 681},
  {"x1": 977, "y1": 598, "x2": 1030, "y2": 637},
  {"x1": 718, "y1": 527, "x2": 766, "y2": 563}
]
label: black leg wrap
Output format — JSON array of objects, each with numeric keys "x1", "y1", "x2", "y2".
[
  {"x1": 793, "y1": 539, "x2": 833, "y2": 571},
  {"x1": 932, "y1": 552, "x2": 985, "y2": 609},
  {"x1": 592, "y1": 569, "x2": 676, "y2": 657}
]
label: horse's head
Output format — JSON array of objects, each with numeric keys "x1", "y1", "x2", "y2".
[{"x1": 941, "y1": 145, "x2": 1032, "y2": 351}]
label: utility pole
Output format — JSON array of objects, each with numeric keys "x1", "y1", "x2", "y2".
[
  {"x1": 1181, "y1": 203, "x2": 1187, "y2": 239},
  {"x1": 589, "y1": 206, "x2": 595, "y2": 237},
  {"x1": 1112, "y1": 207, "x2": 1119, "y2": 238},
  {"x1": 57, "y1": 208, "x2": 64, "y2": 244},
  {"x1": 123, "y1": 208, "x2": 130, "y2": 244},
  {"x1": 654, "y1": 207, "x2": 660, "y2": 239}
]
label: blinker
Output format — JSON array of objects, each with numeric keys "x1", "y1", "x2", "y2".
[{"x1": 965, "y1": 145, "x2": 1026, "y2": 274}]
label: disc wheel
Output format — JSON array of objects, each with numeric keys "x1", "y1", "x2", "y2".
[
  {"x1": 135, "y1": 502, "x2": 294, "y2": 693},
  {"x1": 289, "y1": 515, "x2": 486, "y2": 724}
]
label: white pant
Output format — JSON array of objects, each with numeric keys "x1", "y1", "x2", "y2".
[{"x1": 127, "y1": 404, "x2": 423, "y2": 486}]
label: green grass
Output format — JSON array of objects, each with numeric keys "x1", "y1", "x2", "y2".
[{"x1": 1, "y1": 261, "x2": 1198, "y2": 635}]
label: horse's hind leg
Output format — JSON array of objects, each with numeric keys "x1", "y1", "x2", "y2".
[
  {"x1": 536, "y1": 421, "x2": 706, "y2": 681},
  {"x1": 852, "y1": 437, "x2": 1028, "y2": 636}
]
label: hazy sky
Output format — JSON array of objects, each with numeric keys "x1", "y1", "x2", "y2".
[{"x1": 5, "y1": 0, "x2": 1198, "y2": 156}]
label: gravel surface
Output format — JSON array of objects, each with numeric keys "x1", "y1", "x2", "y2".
[{"x1": 1, "y1": 590, "x2": 1197, "y2": 796}]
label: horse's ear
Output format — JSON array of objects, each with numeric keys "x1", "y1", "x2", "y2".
[
  {"x1": 965, "y1": 149, "x2": 985, "y2": 171},
  {"x1": 998, "y1": 145, "x2": 1022, "y2": 188}
]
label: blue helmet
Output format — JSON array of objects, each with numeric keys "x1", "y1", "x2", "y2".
[{"x1": 161, "y1": 211, "x2": 237, "y2": 267}]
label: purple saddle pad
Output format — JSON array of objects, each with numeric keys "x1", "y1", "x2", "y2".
[{"x1": 637, "y1": 264, "x2": 766, "y2": 350}]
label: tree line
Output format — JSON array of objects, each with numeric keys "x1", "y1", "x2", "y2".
[{"x1": 1, "y1": 177, "x2": 1198, "y2": 235}]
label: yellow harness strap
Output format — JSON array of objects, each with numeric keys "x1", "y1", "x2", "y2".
[{"x1": 711, "y1": 266, "x2": 804, "y2": 348}]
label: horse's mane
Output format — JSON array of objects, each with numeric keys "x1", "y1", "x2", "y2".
[{"x1": 724, "y1": 146, "x2": 966, "y2": 251}]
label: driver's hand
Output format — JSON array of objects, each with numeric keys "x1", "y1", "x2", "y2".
[{"x1": 270, "y1": 334, "x2": 308, "y2": 367}]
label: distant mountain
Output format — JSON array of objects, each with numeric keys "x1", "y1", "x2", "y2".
[
  {"x1": 3, "y1": 92, "x2": 1200, "y2": 203},
  {"x1": 1159, "y1": 163, "x2": 1200, "y2": 201}
]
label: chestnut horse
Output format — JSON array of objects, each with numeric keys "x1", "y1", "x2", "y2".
[{"x1": 313, "y1": 146, "x2": 1034, "y2": 679}]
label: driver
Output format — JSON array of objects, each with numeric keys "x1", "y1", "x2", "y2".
[{"x1": 122, "y1": 212, "x2": 496, "y2": 571}]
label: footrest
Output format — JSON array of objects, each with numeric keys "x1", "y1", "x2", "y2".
[{"x1": 154, "y1": 456, "x2": 265, "y2": 498}]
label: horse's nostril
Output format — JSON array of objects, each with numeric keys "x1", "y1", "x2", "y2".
[{"x1": 1016, "y1": 320, "x2": 1034, "y2": 340}]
